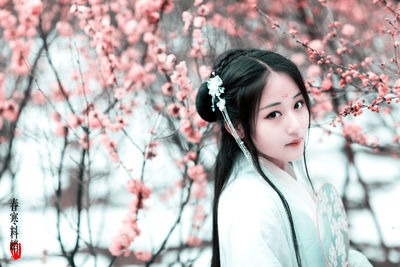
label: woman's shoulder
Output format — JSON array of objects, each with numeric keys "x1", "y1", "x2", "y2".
[{"x1": 219, "y1": 167, "x2": 282, "y2": 217}]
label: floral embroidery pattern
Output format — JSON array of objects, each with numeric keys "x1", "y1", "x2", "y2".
[{"x1": 316, "y1": 183, "x2": 349, "y2": 267}]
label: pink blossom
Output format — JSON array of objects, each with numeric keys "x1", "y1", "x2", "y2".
[
  {"x1": 56, "y1": 21, "x2": 73, "y2": 37},
  {"x1": 186, "y1": 129, "x2": 202, "y2": 143},
  {"x1": 114, "y1": 115, "x2": 129, "y2": 130},
  {"x1": 367, "y1": 72, "x2": 379, "y2": 81},
  {"x1": 380, "y1": 74, "x2": 389, "y2": 84},
  {"x1": 162, "y1": 82, "x2": 175, "y2": 95},
  {"x1": 321, "y1": 79, "x2": 332, "y2": 90},
  {"x1": 193, "y1": 16, "x2": 206, "y2": 28},
  {"x1": 51, "y1": 84, "x2": 69, "y2": 102},
  {"x1": 126, "y1": 179, "x2": 152, "y2": 199},
  {"x1": 193, "y1": 113, "x2": 208, "y2": 128},
  {"x1": 141, "y1": 185, "x2": 152, "y2": 199},
  {"x1": 169, "y1": 32, "x2": 178, "y2": 39},
  {"x1": 123, "y1": 20, "x2": 138, "y2": 37},
  {"x1": 192, "y1": 204, "x2": 206, "y2": 228},
  {"x1": 361, "y1": 78, "x2": 369, "y2": 87},
  {"x1": 0, "y1": 10, "x2": 16, "y2": 28},
  {"x1": 176, "y1": 90, "x2": 189, "y2": 102},
  {"x1": 191, "y1": 181, "x2": 207, "y2": 200},
  {"x1": 11, "y1": 91, "x2": 23, "y2": 102},
  {"x1": 158, "y1": 54, "x2": 176, "y2": 74},
  {"x1": 127, "y1": 63, "x2": 146, "y2": 81},
  {"x1": 87, "y1": 109, "x2": 103, "y2": 129},
  {"x1": 183, "y1": 151, "x2": 197, "y2": 163},
  {"x1": 67, "y1": 113, "x2": 81, "y2": 128},
  {"x1": 134, "y1": 250, "x2": 152, "y2": 262},
  {"x1": 179, "y1": 119, "x2": 192, "y2": 134},
  {"x1": 128, "y1": 196, "x2": 139, "y2": 213},
  {"x1": 11, "y1": 51, "x2": 30, "y2": 75},
  {"x1": 29, "y1": 89, "x2": 47, "y2": 105},
  {"x1": 182, "y1": 11, "x2": 193, "y2": 34},
  {"x1": 186, "y1": 235, "x2": 202, "y2": 246},
  {"x1": 179, "y1": 106, "x2": 189, "y2": 118},
  {"x1": 192, "y1": 29, "x2": 204, "y2": 43},
  {"x1": 144, "y1": 140, "x2": 159, "y2": 160},
  {"x1": 167, "y1": 103, "x2": 181, "y2": 117},
  {"x1": 69, "y1": 69, "x2": 80, "y2": 81},
  {"x1": 290, "y1": 53, "x2": 306, "y2": 66},
  {"x1": 319, "y1": 101, "x2": 333, "y2": 113},
  {"x1": 182, "y1": 11, "x2": 193, "y2": 25},
  {"x1": 342, "y1": 121, "x2": 367, "y2": 144},
  {"x1": 341, "y1": 24, "x2": 356, "y2": 37},
  {"x1": 109, "y1": 225, "x2": 136, "y2": 257},
  {"x1": 363, "y1": 57, "x2": 373, "y2": 66},
  {"x1": 308, "y1": 39, "x2": 324, "y2": 53},
  {"x1": 163, "y1": 0, "x2": 175, "y2": 13},
  {"x1": 394, "y1": 79, "x2": 400, "y2": 94},
  {"x1": 27, "y1": 0, "x2": 43, "y2": 16},
  {"x1": 79, "y1": 133, "x2": 93, "y2": 149},
  {"x1": 3, "y1": 29, "x2": 17, "y2": 42},
  {"x1": 188, "y1": 164, "x2": 207, "y2": 182},
  {"x1": 110, "y1": 152, "x2": 120, "y2": 163},
  {"x1": 100, "y1": 117, "x2": 113, "y2": 131},
  {"x1": 143, "y1": 32, "x2": 156, "y2": 44},
  {"x1": 2, "y1": 99, "x2": 19, "y2": 122},
  {"x1": 378, "y1": 83, "x2": 388, "y2": 96},
  {"x1": 199, "y1": 65, "x2": 211, "y2": 80},
  {"x1": 189, "y1": 44, "x2": 207, "y2": 58},
  {"x1": 306, "y1": 65, "x2": 321, "y2": 79},
  {"x1": 134, "y1": 0, "x2": 164, "y2": 22},
  {"x1": 114, "y1": 87, "x2": 127, "y2": 100},
  {"x1": 212, "y1": 13, "x2": 223, "y2": 27},
  {"x1": 108, "y1": 237, "x2": 124, "y2": 257},
  {"x1": 50, "y1": 112, "x2": 61, "y2": 122},
  {"x1": 175, "y1": 61, "x2": 188, "y2": 76},
  {"x1": 175, "y1": 76, "x2": 191, "y2": 91},
  {"x1": 120, "y1": 216, "x2": 141, "y2": 242},
  {"x1": 105, "y1": 139, "x2": 117, "y2": 152},
  {"x1": 198, "y1": 4, "x2": 211, "y2": 16},
  {"x1": 122, "y1": 213, "x2": 139, "y2": 231},
  {"x1": 54, "y1": 123, "x2": 68, "y2": 137},
  {"x1": 193, "y1": 205, "x2": 206, "y2": 222},
  {"x1": 194, "y1": 0, "x2": 203, "y2": 6},
  {"x1": 126, "y1": 179, "x2": 142, "y2": 195}
]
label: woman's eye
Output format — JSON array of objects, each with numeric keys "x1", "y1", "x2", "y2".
[
  {"x1": 295, "y1": 100, "x2": 305, "y2": 109},
  {"x1": 265, "y1": 100, "x2": 305, "y2": 119},
  {"x1": 266, "y1": 111, "x2": 281, "y2": 119}
]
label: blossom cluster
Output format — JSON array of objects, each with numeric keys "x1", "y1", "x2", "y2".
[{"x1": 109, "y1": 178, "x2": 152, "y2": 258}]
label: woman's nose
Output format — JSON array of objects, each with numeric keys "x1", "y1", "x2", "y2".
[{"x1": 286, "y1": 111, "x2": 300, "y2": 135}]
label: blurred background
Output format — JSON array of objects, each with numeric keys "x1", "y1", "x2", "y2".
[{"x1": 0, "y1": 0, "x2": 399, "y2": 266}]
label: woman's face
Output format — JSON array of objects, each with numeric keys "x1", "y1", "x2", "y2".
[{"x1": 251, "y1": 71, "x2": 309, "y2": 170}]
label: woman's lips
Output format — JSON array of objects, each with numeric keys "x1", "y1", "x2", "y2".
[{"x1": 286, "y1": 139, "x2": 301, "y2": 146}]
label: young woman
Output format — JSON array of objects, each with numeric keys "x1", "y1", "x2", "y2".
[{"x1": 195, "y1": 49, "x2": 373, "y2": 267}]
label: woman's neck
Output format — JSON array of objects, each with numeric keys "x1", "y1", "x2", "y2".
[{"x1": 259, "y1": 156, "x2": 297, "y2": 180}]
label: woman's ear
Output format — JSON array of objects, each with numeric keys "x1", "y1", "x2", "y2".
[{"x1": 224, "y1": 121, "x2": 245, "y2": 139}]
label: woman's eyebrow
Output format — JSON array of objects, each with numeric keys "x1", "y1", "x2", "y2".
[{"x1": 259, "y1": 91, "x2": 302, "y2": 111}]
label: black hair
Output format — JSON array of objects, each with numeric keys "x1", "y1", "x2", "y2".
[{"x1": 195, "y1": 48, "x2": 315, "y2": 267}]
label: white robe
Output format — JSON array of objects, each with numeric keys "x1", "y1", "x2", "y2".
[{"x1": 217, "y1": 154, "x2": 373, "y2": 267}]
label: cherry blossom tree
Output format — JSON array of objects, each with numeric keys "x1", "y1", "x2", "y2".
[{"x1": 0, "y1": 0, "x2": 399, "y2": 266}]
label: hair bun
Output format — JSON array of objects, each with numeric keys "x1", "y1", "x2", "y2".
[{"x1": 195, "y1": 82, "x2": 217, "y2": 123}]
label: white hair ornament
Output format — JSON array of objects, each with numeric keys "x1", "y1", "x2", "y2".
[{"x1": 206, "y1": 72, "x2": 252, "y2": 163}]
